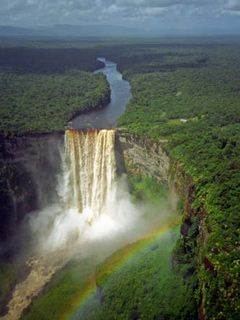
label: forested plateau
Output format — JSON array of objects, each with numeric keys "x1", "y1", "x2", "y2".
[
  {"x1": 0, "y1": 39, "x2": 239, "y2": 320},
  {"x1": 110, "y1": 42, "x2": 240, "y2": 320}
]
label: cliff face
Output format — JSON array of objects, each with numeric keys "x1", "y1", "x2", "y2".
[
  {"x1": 117, "y1": 129, "x2": 206, "y2": 241},
  {"x1": 0, "y1": 133, "x2": 63, "y2": 257},
  {"x1": 0, "y1": 130, "x2": 206, "y2": 317},
  {"x1": 116, "y1": 131, "x2": 169, "y2": 185},
  {"x1": 117, "y1": 130, "x2": 204, "y2": 319}
]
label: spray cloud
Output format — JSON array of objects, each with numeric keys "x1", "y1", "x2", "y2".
[{"x1": 29, "y1": 129, "x2": 175, "y2": 260}]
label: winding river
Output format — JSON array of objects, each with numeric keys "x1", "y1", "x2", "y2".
[
  {"x1": 71, "y1": 58, "x2": 132, "y2": 129},
  {"x1": 1, "y1": 59, "x2": 132, "y2": 320}
]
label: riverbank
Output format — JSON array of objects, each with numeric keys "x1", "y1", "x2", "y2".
[
  {"x1": 0, "y1": 71, "x2": 110, "y2": 136},
  {"x1": 71, "y1": 59, "x2": 131, "y2": 129},
  {"x1": 113, "y1": 44, "x2": 240, "y2": 319}
]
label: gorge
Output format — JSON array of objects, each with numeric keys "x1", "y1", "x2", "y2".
[
  {"x1": 1, "y1": 43, "x2": 238, "y2": 319},
  {"x1": 0, "y1": 59, "x2": 180, "y2": 320}
]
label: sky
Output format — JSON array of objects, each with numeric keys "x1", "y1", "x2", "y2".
[{"x1": 1, "y1": 0, "x2": 240, "y2": 34}]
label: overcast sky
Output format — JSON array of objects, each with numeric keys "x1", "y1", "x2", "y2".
[{"x1": 1, "y1": 0, "x2": 240, "y2": 34}]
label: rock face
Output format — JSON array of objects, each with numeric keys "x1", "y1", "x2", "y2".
[
  {"x1": 0, "y1": 133, "x2": 63, "y2": 257},
  {"x1": 116, "y1": 131, "x2": 203, "y2": 318},
  {"x1": 116, "y1": 130, "x2": 194, "y2": 206},
  {"x1": 116, "y1": 130, "x2": 169, "y2": 185},
  {"x1": 0, "y1": 129, "x2": 204, "y2": 317}
]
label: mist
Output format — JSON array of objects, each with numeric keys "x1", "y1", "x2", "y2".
[
  {"x1": 3, "y1": 129, "x2": 178, "y2": 319},
  {"x1": 29, "y1": 175, "x2": 176, "y2": 260},
  {"x1": 27, "y1": 129, "x2": 177, "y2": 266}
]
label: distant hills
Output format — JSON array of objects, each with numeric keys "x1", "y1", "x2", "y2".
[
  {"x1": 1, "y1": 24, "x2": 240, "y2": 40},
  {"x1": 0, "y1": 24, "x2": 138, "y2": 38}
]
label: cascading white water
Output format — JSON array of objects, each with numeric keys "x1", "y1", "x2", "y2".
[
  {"x1": 31, "y1": 127, "x2": 166, "y2": 252},
  {"x1": 3, "y1": 129, "x2": 120, "y2": 320},
  {"x1": 61, "y1": 129, "x2": 117, "y2": 223},
  {"x1": 3, "y1": 127, "x2": 173, "y2": 320}
]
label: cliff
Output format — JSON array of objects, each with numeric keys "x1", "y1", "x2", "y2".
[
  {"x1": 116, "y1": 130, "x2": 204, "y2": 319},
  {"x1": 116, "y1": 130, "x2": 169, "y2": 185},
  {"x1": 0, "y1": 133, "x2": 63, "y2": 257},
  {"x1": 0, "y1": 129, "x2": 234, "y2": 319}
]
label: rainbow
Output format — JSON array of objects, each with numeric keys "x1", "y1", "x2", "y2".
[{"x1": 60, "y1": 218, "x2": 180, "y2": 320}]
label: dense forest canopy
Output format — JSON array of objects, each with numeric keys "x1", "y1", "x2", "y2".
[
  {"x1": 0, "y1": 46, "x2": 112, "y2": 135},
  {"x1": 109, "y1": 43, "x2": 240, "y2": 320},
  {"x1": 0, "y1": 47, "x2": 103, "y2": 73},
  {"x1": 0, "y1": 71, "x2": 110, "y2": 135},
  {"x1": 0, "y1": 40, "x2": 239, "y2": 319}
]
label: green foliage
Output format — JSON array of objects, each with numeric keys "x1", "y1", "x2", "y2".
[
  {"x1": 0, "y1": 263, "x2": 18, "y2": 312},
  {"x1": 21, "y1": 259, "x2": 95, "y2": 320},
  {"x1": 2, "y1": 40, "x2": 240, "y2": 319},
  {"x1": 114, "y1": 43, "x2": 240, "y2": 319},
  {"x1": 22, "y1": 173, "x2": 197, "y2": 320},
  {"x1": 0, "y1": 71, "x2": 110, "y2": 135},
  {"x1": 22, "y1": 229, "x2": 197, "y2": 320},
  {"x1": 75, "y1": 228, "x2": 197, "y2": 320},
  {"x1": 128, "y1": 173, "x2": 168, "y2": 203},
  {"x1": 0, "y1": 47, "x2": 103, "y2": 73}
]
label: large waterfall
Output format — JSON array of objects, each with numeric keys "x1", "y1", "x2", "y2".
[
  {"x1": 3, "y1": 128, "x2": 172, "y2": 320},
  {"x1": 61, "y1": 129, "x2": 117, "y2": 222}
]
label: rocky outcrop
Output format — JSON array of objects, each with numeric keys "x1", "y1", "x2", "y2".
[{"x1": 116, "y1": 130, "x2": 169, "y2": 185}]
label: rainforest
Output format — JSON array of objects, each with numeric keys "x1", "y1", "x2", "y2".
[{"x1": 0, "y1": 36, "x2": 239, "y2": 320}]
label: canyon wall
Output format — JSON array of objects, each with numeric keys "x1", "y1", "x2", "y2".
[
  {"x1": 0, "y1": 133, "x2": 63, "y2": 256},
  {"x1": 116, "y1": 130, "x2": 169, "y2": 185},
  {"x1": 117, "y1": 130, "x2": 203, "y2": 238},
  {"x1": 0, "y1": 129, "x2": 206, "y2": 316},
  {"x1": 117, "y1": 130, "x2": 205, "y2": 319}
]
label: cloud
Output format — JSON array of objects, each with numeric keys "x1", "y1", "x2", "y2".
[
  {"x1": 225, "y1": 0, "x2": 240, "y2": 12},
  {"x1": 0, "y1": 0, "x2": 239, "y2": 32}
]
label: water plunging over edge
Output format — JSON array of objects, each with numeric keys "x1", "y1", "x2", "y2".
[
  {"x1": 1, "y1": 59, "x2": 174, "y2": 320},
  {"x1": 63, "y1": 129, "x2": 117, "y2": 222}
]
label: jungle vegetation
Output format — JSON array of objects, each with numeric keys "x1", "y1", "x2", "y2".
[
  {"x1": 23, "y1": 227, "x2": 193, "y2": 320},
  {"x1": 0, "y1": 47, "x2": 103, "y2": 73},
  {"x1": 0, "y1": 46, "x2": 111, "y2": 135},
  {"x1": 113, "y1": 43, "x2": 240, "y2": 320},
  {"x1": 0, "y1": 40, "x2": 239, "y2": 319},
  {"x1": 0, "y1": 71, "x2": 110, "y2": 135},
  {"x1": 22, "y1": 176, "x2": 198, "y2": 320},
  {"x1": 0, "y1": 46, "x2": 110, "y2": 311}
]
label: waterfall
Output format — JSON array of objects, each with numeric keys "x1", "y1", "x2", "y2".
[{"x1": 61, "y1": 129, "x2": 117, "y2": 222}]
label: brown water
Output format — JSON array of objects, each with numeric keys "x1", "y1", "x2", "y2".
[
  {"x1": 1, "y1": 252, "x2": 69, "y2": 320},
  {"x1": 64, "y1": 129, "x2": 117, "y2": 220},
  {"x1": 71, "y1": 58, "x2": 131, "y2": 129},
  {"x1": 1, "y1": 59, "x2": 131, "y2": 320}
]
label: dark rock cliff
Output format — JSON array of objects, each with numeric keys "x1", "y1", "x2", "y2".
[
  {"x1": 0, "y1": 129, "x2": 206, "y2": 317},
  {"x1": 0, "y1": 133, "x2": 63, "y2": 258}
]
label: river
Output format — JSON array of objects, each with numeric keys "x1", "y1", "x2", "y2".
[
  {"x1": 71, "y1": 57, "x2": 131, "y2": 129},
  {"x1": 0, "y1": 59, "x2": 131, "y2": 320}
]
